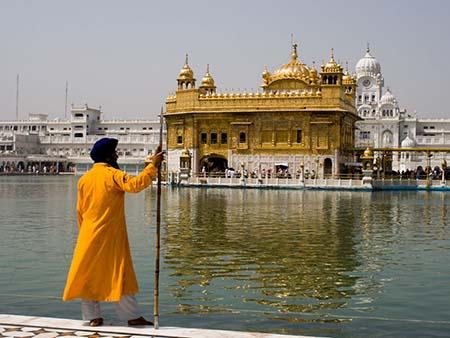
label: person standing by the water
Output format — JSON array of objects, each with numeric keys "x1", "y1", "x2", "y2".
[{"x1": 63, "y1": 137, "x2": 164, "y2": 327}]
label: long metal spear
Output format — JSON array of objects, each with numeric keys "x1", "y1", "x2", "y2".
[{"x1": 154, "y1": 106, "x2": 163, "y2": 329}]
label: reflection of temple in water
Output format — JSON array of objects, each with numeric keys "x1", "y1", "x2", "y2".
[
  {"x1": 142, "y1": 188, "x2": 450, "y2": 318},
  {"x1": 161, "y1": 189, "x2": 365, "y2": 313}
]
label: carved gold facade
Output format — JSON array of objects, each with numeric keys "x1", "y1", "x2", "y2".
[{"x1": 165, "y1": 43, "x2": 358, "y2": 177}]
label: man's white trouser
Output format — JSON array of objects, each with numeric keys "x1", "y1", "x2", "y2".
[{"x1": 81, "y1": 294, "x2": 140, "y2": 321}]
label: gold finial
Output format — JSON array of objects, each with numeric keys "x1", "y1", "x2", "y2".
[
  {"x1": 290, "y1": 33, "x2": 298, "y2": 61},
  {"x1": 330, "y1": 48, "x2": 335, "y2": 61},
  {"x1": 185, "y1": 53, "x2": 189, "y2": 65},
  {"x1": 291, "y1": 42, "x2": 298, "y2": 61},
  {"x1": 345, "y1": 61, "x2": 349, "y2": 74},
  {"x1": 206, "y1": 63, "x2": 210, "y2": 74},
  {"x1": 366, "y1": 42, "x2": 370, "y2": 53}
]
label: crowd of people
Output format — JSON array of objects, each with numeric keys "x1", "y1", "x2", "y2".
[
  {"x1": 0, "y1": 162, "x2": 70, "y2": 174},
  {"x1": 201, "y1": 165, "x2": 450, "y2": 180}
]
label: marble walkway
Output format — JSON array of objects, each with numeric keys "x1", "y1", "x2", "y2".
[{"x1": 0, "y1": 315, "x2": 323, "y2": 338}]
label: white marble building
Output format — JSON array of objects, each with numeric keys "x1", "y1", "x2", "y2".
[
  {"x1": 0, "y1": 105, "x2": 165, "y2": 174},
  {"x1": 354, "y1": 47, "x2": 450, "y2": 172}
]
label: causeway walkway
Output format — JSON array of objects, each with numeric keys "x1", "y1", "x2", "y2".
[{"x1": 0, "y1": 315, "x2": 324, "y2": 338}]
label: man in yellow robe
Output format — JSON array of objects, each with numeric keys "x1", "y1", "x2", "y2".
[{"x1": 63, "y1": 138, "x2": 163, "y2": 327}]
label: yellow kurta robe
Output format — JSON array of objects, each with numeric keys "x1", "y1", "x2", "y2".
[{"x1": 63, "y1": 162, "x2": 157, "y2": 302}]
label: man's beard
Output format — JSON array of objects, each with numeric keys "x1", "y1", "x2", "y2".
[{"x1": 107, "y1": 160, "x2": 120, "y2": 169}]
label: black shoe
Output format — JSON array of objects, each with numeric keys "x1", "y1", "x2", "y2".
[
  {"x1": 128, "y1": 316, "x2": 153, "y2": 326},
  {"x1": 89, "y1": 317, "x2": 103, "y2": 327}
]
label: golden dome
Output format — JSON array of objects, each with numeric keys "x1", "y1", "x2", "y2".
[
  {"x1": 178, "y1": 54, "x2": 194, "y2": 80},
  {"x1": 271, "y1": 43, "x2": 311, "y2": 80},
  {"x1": 362, "y1": 147, "x2": 374, "y2": 159},
  {"x1": 181, "y1": 148, "x2": 191, "y2": 157},
  {"x1": 200, "y1": 64, "x2": 215, "y2": 87},
  {"x1": 321, "y1": 48, "x2": 342, "y2": 73}
]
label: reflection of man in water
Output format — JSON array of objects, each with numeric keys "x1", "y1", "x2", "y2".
[{"x1": 63, "y1": 138, "x2": 163, "y2": 327}]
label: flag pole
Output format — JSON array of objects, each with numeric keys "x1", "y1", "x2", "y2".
[{"x1": 153, "y1": 106, "x2": 163, "y2": 329}]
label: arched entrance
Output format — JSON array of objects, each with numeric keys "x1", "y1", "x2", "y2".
[
  {"x1": 382, "y1": 130, "x2": 393, "y2": 147},
  {"x1": 199, "y1": 154, "x2": 228, "y2": 174},
  {"x1": 324, "y1": 158, "x2": 333, "y2": 177}
]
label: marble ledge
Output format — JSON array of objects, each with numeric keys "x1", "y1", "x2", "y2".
[{"x1": 0, "y1": 314, "x2": 325, "y2": 338}]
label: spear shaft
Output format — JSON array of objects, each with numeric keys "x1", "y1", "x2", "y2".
[{"x1": 153, "y1": 107, "x2": 163, "y2": 329}]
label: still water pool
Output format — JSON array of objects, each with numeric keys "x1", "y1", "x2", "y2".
[{"x1": 0, "y1": 176, "x2": 449, "y2": 337}]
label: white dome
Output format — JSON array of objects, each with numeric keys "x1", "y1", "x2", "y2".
[
  {"x1": 401, "y1": 135, "x2": 416, "y2": 148},
  {"x1": 380, "y1": 88, "x2": 397, "y2": 106},
  {"x1": 355, "y1": 47, "x2": 381, "y2": 77}
]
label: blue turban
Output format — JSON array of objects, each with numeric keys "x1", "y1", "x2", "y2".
[{"x1": 90, "y1": 138, "x2": 118, "y2": 163}]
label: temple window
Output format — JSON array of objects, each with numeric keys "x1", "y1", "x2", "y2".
[
  {"x1": 221, "y1": 132, "x2": 228, "y2": 144},
  {"x1": 296, "y1": 130, "x2": 302, "y2": 143},
  {"x1": 210, "y1": 132, "x2": 218, "y2": 144},
  {"x1": 200, "y1": 132, "x2": 207, "y2": 144},
  {"x1": 177, "y1": 135, "x2": 183, "y2": 144},
  {"x1": 239, "y1": 132, "x2": 246, "y2": 143},
  {"x1": 359, "y1": 131, "x2": 369, "y2": 140}
]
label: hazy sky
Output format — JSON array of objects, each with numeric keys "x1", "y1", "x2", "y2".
[{"x1": 1, "y1": 0, "x2": 450, "y2": 120}]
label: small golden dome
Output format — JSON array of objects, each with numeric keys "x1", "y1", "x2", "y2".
[
  {"x1": 325, "y1": 54, "x2": 338, "y2": 68},
  {"x1": 362, "y1": 147, "x2": 374, "y2": 159},
  {"x1": 262, "y1": 66, "x2": 271, "y2": 85},
  {"x1": 342, "y1": 62, "x2": 351, "y2": 81},
  {"x1": 181, "y1": 148, "x2": 191, "y2": 157},
  {"x1": 178, "y1": 54, "x2": 194, "y2": 80},
  {"x1": 322, "y1": 48, "x2": 342, "y2": 73},
  {"x1": 201, "y1": 64, "x2": 215, "y2": 87}
]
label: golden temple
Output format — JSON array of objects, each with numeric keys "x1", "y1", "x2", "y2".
[{"x1": 165, "y1": 42, "x2": 359, "y2": 177}]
